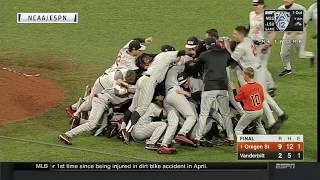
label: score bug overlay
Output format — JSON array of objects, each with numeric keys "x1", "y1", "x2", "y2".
[
  {"x1": 264, "y1": 10, "x2": 304, "y2": 32},
  {"x1": 237, "y1": 135, "x2": 304, "y2": 160}
]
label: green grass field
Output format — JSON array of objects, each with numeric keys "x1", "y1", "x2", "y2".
[{"x1": 0, "y1": 0, "x2": 317, "y2": 162}]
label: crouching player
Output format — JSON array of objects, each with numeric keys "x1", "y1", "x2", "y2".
[
  {"x1": 58, "y1": 70, "x2": 137, "y2": 145},
  {"x1": 234, "y1": 67, "x2": 266, "y2": 135},
  {"x1": 131, "y1": 103, "x2": 168, "y2": 151}
]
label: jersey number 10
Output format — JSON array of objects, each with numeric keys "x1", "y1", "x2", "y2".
[{"x1": 250, "y1": 94, "x2": 261, "y2": 106}]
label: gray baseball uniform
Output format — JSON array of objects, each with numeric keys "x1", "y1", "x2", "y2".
[
  {"x1": 231, "y1": 37, "x2": 284, "y2": 127},
  {"x1": 65, "y1": 83, "x2": 132, "y2": 138},
  {"x1": 128, "y1": 51, "x2": 181, "y2": 116},
  {"x1": 234, "y1": 109, "x2": 266, "y2": 135},
  {"x1": 248, "y1": 10, "x2": 275, "y2": 90},
  {"x1": 73, "y1": 69, "x2": 128, "y2": 117},
  {"x1": 159, "y1": 65, "x2": 197, "y2": 147},
  {"x1": 131, "y1": 103, "x2": 167, "y2": 145},
  {"x1": 105, "y1": 40, "x2": 139, "y2": 73},
  {"x1": 279, "y1": 3, "x2": 314, "y2": 71}
]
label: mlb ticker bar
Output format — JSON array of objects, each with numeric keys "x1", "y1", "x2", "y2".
[{"x1": 237, "y1": 135, "x2": 304, "y2": 160}]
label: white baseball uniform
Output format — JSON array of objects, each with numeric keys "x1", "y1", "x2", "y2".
[
  {"x1": 131, "y1": 103, "x2": 167, "y2": 145},
  {"x1": 159, "y1": 66, "x2": 197, "y2": 147},
  {"x1": 231, "y1": 37, "x2": 285, "y2": 127},
  {"x1": 248, "y1": 10, "x2": 275, "y2": 90},
  {"x1": 65, "y1": 81, "x2": 133, "y2": 138},
  {"x1": 73, "y1": 69, "x2": 128, "y2": 117},
  {"x1": 106, "y1": 40, "x2": 139, "y2": 73},
  {"x1": 128, "y1": 51, "x2": 180, "y2": 116},
  {"x1": 278, "y1": 3, "x2": 314, "y2": 71}
]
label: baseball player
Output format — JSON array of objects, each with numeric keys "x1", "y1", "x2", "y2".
[
  {"x1": 131, "y1": 102, "x2": 168, "y2": 151},
  {"x1": 192, "y1": 39, "x2": 235, "y2": 146},
  {"x1": 106, "y1": 37, "x2": 152, "y2": 73},
  {"x1": 59, "y1": 70, "x2": 137, "y2": 145},
  {"x1": 66, "y1": 38, "x2": 151, "y2": 116},
  {"x1": 234, "y1": 67, "x2": 266, "y2": 135},
  {"x1": 308, "y1": 2, "x2": 317, "y2": 39},
  {"x1": 123, "y1": 50, "x2": 194, "y2": 134},
  {"x1": 227, "y1": 26, "x2": 288, "y2": 134},
  {"x1": 206, "y1": 29, "x2": 245, "y2": 115},
  {"x1": 248, "y1": 0, "x2": 277, "y2": 95},
  {"x1": 277, "y1": 0, "x2": 314, "y2": 76},
  {"x1": 160, "y1": 71, "x2": 197, "y2": 150}
]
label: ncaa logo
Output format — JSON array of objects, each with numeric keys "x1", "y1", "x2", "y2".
[{"x1": 274, "y1": 11, "x2": 291, "y2": 32}]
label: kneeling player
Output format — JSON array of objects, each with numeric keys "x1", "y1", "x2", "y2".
[{"x1": 234, "y1": 67, "x2": 266, "y2": 135}]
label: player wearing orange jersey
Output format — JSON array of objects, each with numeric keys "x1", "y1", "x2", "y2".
[{"x1": 234, "y1": 67, "x2": 266, "y2": 135}]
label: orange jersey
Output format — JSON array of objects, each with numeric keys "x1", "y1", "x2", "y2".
[{"x1": 235, "y1": 82, "x2": 264, "y2": 111}]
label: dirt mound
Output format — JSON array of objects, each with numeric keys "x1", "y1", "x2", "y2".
[{"x1": 0, "y1": 69, "x2": 64, "y2": 125}]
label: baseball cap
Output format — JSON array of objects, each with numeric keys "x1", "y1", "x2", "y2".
[
  {"x1": 129, "y1": 40, "x2": 146, "y2": 51},
  {"x1": 185, "y1": 36, "x2": 199, "y2": 49},
  {"x1": 160, "y1": 44, "x2": 176, "y2": 52},
  {"x1": 204, "y1": 37, "x2": 216, "y2": 46},
  {"x1": 177, "y1": 72, "x2": 188, "y2": 85},
  {"x1": 252, "y1": 0, "x2": 264, "y2": 5}
]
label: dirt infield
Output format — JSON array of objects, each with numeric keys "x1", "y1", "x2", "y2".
[{"x1": 0, "y1": 68, "x2": 64, "y2": 125}]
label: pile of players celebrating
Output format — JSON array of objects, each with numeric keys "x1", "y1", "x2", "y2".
[{"x1": 59, "y1": 0, "x2": 317, "y2": 154}]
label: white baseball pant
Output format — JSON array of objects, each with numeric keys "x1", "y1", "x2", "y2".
[
  {"x1": 131, "y1": 103, "x2": 167, "y2": 145},
  {"x1": 65, "y1": 93, "x2": 111, "y2": 137},
  {"x1": 129, "y1": 75, "x2": 157, "y2": 116},
  {"x1": 280, "y1": 30, "x2": 314, "y2": 70},
  {"x1": 234, "y1": 109, "x2": 266, "y2": 136},
  {"x1": 195, "y1": 90, "x2": 235, "y2": 141}
]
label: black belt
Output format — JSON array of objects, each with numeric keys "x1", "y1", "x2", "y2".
[
  {"x1": 167, "y1": 87, "x2": 173, "y2": 91},
  {"x1": 145, "y1": 74, "x2": 151, "y2": 77},
  {"x1": 98, "y1": 76, "x2": 106, "y2": 90}
]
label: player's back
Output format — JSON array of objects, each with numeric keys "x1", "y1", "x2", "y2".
[
  {"x1": 145, "y1": 51, "x2": 178, "y2": 83},
  {"x1": 239, "y1": 82, "x2": 264, "y2": 111},
  {"x1": 164, "y1": 65, "x2": 184, "y2": 95},
  {"x1": 235, "y1": 37, "x2": 260, "y2": 68}
]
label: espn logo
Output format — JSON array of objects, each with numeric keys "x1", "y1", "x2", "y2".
[{"x1": 17, "y1": 13, "x2": 78, "y2": 23}]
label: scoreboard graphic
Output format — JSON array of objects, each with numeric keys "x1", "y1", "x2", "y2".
[
  {"x1": 237, "y1": 135, "x2": 304, "y2": 160},
  {"x1": 264, "y1": 10, "x2": 304, "y2": 32}
]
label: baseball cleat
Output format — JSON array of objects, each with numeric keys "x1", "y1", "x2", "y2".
[
  {"x1": 279, "y1": 69, "x2": 292, "y2": 77},
  {"x1": 200, "y1": 139, "x2": 214, "y2": 147},
  {"x1": 269, "y1": 121, "x2": 282, "y2": 134},
  {"x1": 268, "y1": 88, "x2": 277, "y2": 97},
  {"x1": 158, "y1": 146, "x2": 176, "y2": 154},
  {"x1": 175, "y1": 134, "x2": 195, "y2": 146},
  {"x1": 105, "y1": 124, "x2": 118, "y2": 138},
  {"x1": 310, "y1": 57, "x2": 315, "y2": 68},
  {"x1": 59, "y1": 134, "x2": 72, "y2": 145},
  {"x1": 65, "y1": 106, "x2": 75, "y2": 118},
  {"x1": 70, "y1": 116, "x2": 81, "y2": 130},
  {"x1": 278, "y1": 113, "x2": 288, "y2": 123},
  {"x1": 224, "y1": 139, "x2": 235, "y2": 146},
  {"x1": 211, "y1": 138, "x2": 224, "y2": 146},
  {"x1": 192, "y1": 140, "x2": 201, "y2": 148},
  {"x1": 312, "y1": 34, "x2": 317, "y2": 39},
  {"x1": 145, "y1": 144, "x2": 159, "y2": 151}
]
